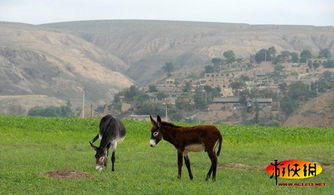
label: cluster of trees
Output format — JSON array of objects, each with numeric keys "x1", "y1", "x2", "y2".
[
  {"x1": 280, "y1": 82, "x2": 316, "y2": 116},
  {"x1": 204, "y1": 48, "x2": 332, "y2": 75},
  {"x1": 254, "y1": 47, "x2": 277, "y2": 63},
  {"x1": 111, "y1": 85, "x2": 166, "y2": 117},
  {"x1": 234, "y1": 72, "x2": 334, "y2": 125},
  {"x1": 279, "y1": 71, "x2": 333, "y2": 117},
  {"x1": 204, "y1": 50, "x2": 236, "y2": 73},
  {"x1": 28, "y1": 105, "x2": 73, "y2": 117},
  {"x1": 254, "y1": 47, "x2": 332, "y2": 65},
  {"x1": 112, "y1": 85, "x2": 148, "y2": 111},
  {"x1": 110, "y1": 84, "x2": 221, "y2": 121}
]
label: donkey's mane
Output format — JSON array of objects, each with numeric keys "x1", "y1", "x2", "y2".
[{"x1": 161, "y1": 121, "x2": 181, "y2": 128}]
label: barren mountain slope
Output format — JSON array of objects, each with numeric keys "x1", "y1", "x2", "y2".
[
  {"x1": 284, "y1": 90, "x2": 334, "y2": 127},
  {"x1": 43, "y1": 20, "x2": 334, "y2": 84},
  {"x1": 0, "y1": 22, "x2": 133, "y2": 105}
]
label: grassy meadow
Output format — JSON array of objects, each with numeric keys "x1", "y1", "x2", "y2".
[{"x1": 0, "y1": 115, "x2": 333, "y2": 194}]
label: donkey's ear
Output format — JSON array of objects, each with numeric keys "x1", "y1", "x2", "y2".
[
  {"x1": 150, "y1": 115, "x2": 157, "y2": 127},
  {"x1": 89, "y1": 141, "x2": 98, "y2": 151},
  {"x1": 157, "y1": 115, "x2": 162, "y2": 127}
]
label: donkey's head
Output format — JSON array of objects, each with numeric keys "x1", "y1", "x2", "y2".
[
  {"x1": 149, "y1": 115, "x2": 163, "y2": 147},
  {"x1": 89, "y1": 142, "x2": 107, "y2": 171}
]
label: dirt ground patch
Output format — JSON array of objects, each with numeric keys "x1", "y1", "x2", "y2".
[
  {"x1": 44, "y1": 169, "x2": 93, "y2": 179},
  {"x1": 321, "y1": 162, "x2": 334, "y2": 178},
  {"x1": 219, "y1": 162, "x2": 250, "y2": 170},
  {"x1": 218, "y1": 162, "x2": 263, "y2": 171}
]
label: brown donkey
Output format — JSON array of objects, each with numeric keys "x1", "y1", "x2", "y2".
[{"x1": 149, "y1": 115, "x2": 223, "y2": 181}]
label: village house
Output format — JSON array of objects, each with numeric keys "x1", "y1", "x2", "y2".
[{"x1": 156, "y1": 79, "x2": 183, "y2": 97}]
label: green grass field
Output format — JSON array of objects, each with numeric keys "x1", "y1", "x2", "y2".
[{"x1": 0, "y1": 115, "x2": 333, "y2": 194}]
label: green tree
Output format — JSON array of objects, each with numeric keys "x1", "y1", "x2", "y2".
[
  {"x1": 255, "y1": 47, "x2": 276, "y2": 63},
  {"x1": 156, "y1": 91, "x2": 167, "y2": 100},
  {"x1": 255, "y1": 49, "x2": 267, "y2": 63},
  {"x1": 183, "y1": 82, "x2": 192, "y2": 92},
  {"x1": 167, "y1": 106, "x2": 183, "y2": 121},
  {"x1": 318, "y1": 48, "x2": 331, "y2": 59},
  {"x1": 290, "y1": 52, "x2": 299, "y2": 63},
  {"x1": 175, "y1": 95, "x2": 193, "y2": 111},
  {"x1": 300, "y1": 49, "x2": 312, "y2": 63},
  {"x1": 274, "y1": 64, "x2": 284, "y2": 72},
  {"x1": 28, "y1": 105, "x2": 73, "y2": 117},
  {"x1": 268, "y1": 46, "x2": 276, "y2": 59},
  {"x1": 60, "y1": 106, "x2": 74, "y2": 117},
  {"x1": 28, "y1": 106, "x2": 44, "y2": 116},
  {"x1": 229, "y1": 81, "x2": 246, "y2": 90},
  {"x1": 239, "y1": 75, "x2": 250, "y2": 82},
  {"x1": 123, "y1": 85, "x2": 147, "y2": 102},
  {"x1": 203, "y1": 85, "x2": 221, "y2": 103},
  {"x1": 193, "y1": 88, "x2": 207, "y2": 110},
  {"x1": 287, "y1": 82, "x2": 315, "y2": 100},
  {"x1": 312, "y1": 62, "x2": 321, "y2": 69},
  {"x1": 239, "y1": 90, "x2": 251, "y2": 106},
  {"x1": 279, "y1": 82, "x2": 288, "y2": 95},
  {"x1": 272, "y1": 51, "x2": 291, "y2": 64},
  {"x1": 223, "y1": 50, "x2": 236, "y2": 64},
  {"x1": 323, "y1": 71, "x2": 333, "y2": 81},
  {"x1": 95, "y1": 105, "x2": 105, "y2": 113},
  {"x1": 272, "y1": 55, "x2": 284, "y2": 64},
  {"x1": 148, "y1": 85, "x2": 158, "y2": 92},
  {"x1": 323, "y1": 60, "x2": 334, "y2": 68},
  {"x1": 211, "y1": 58, "x2": 223, "y2": 66},
  {"x1": 162, "y1": 62, "x2": 174, "y2": 77},
  {"x1": 204, "y1": 65, "x2": 215, "y2": 73},
  {"x1": 133, "y1": 93, "x2": 149, "y2": 105},
  {"x1": 280, "y1": 51, "x2": 290, "y2": 58},
  {"x1": 280, "y1": 97, "x2": 298, "y2": 116},
  {"x1": 136, "y1": 102, "x2": 165, "y2": 116}
]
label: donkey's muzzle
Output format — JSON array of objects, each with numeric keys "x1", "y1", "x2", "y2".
[
  {"x1": 149, "y1": 139, "x2": 156, "y2": 147},
  {"x1": 96, "y1": 165, "x2": 104, "y2": 171}
]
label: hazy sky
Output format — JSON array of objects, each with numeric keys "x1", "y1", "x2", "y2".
[{"x1": 0, "y1": 0, "x2": 333, "y2": 26}]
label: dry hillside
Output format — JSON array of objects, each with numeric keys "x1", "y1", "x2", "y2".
[
  {"x1": 0, "y1": 22, "x2": 133, "y2": 106},
  {"x1": 284, "y1": 90, "x2": 334, "y2": 127},
  {"x1": 43, "y1": 20, "x2": 334, "y2": 84}
]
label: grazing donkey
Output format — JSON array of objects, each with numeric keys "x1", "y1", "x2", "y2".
[
  {"x1": 89, "y1": 114, "x2": 126, "y2": 171},
  {"x1": 149, "y1": 115, "x2": 222, "y2": 181}
]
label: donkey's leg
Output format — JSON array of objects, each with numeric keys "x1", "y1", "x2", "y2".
[
  {"x1": 111, "y1": 142, "x2": 117, "y2": 172},
  {"x1": 208, "y1": 151, "x2": 218, "y2": 181},
  {"x1": 206, "y1": 165, "x2": 213, "y2": 181},
  {"x1": 111, "y1": 151, "x2": 116, "y2": 171},
  {"x1": 91, "y1": 134, "x2": 99, "y2": 143},
  {"x1": 177, "y1": 151, "x2": 183, "y2": 179},
  {"x1": 184, "y1": 154, "x2": 193, "y2": 180}
]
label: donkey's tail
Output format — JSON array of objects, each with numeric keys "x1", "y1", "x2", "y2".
[{"x1": 216, "y1": 134, "x2": 223, "y2": 157}]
